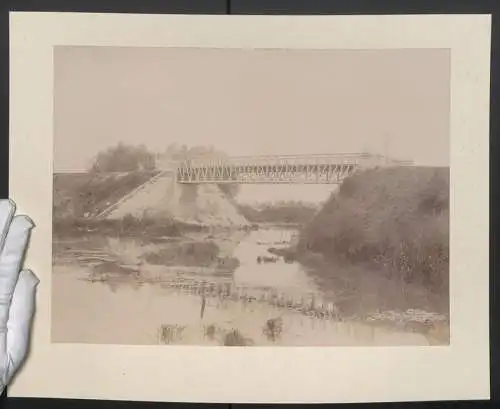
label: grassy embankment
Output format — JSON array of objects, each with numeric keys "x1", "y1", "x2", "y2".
[
  {"x1": 277, "y1": 166, "x2": 450, "y2": 322},
  {"x1": 52, "y1": 171, "x2": 240, "y2": 274},
  {"x1": 53, "y1": 170, "x2": 161, "y2": 219}
]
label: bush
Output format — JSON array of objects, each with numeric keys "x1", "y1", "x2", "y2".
[
  {"x1": 91, "y1": 143, "x2": 156, "y2": 173},
  {"x1": 223, "y1": 329, "x2": 253, "y2": 346},
  {"x1": 142, "y1": 241, "x2": 219, "y2": 267},
  {"x1": 218, "y1": 183, "x2": 240, "y2": 199}
]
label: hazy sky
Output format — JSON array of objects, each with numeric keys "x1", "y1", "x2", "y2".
[{"x1": 53, "y1": 46, "x2": 450, "y2": 172}]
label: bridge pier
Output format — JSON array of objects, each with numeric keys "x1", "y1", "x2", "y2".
[{"x1": 178, "y1": 184, "x2": 198, "y2": 219}]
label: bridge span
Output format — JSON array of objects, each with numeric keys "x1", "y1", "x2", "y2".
[
  {"x1": 175, "y1": 153, "x2": 412, "y2": 184},
  {"x1": 93, "y1": 153, "x2": 412, "y2": 219}
]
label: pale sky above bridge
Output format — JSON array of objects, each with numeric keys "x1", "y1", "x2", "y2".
[{"x1": 54, "y1": 46, "x2": 450, "y2": 173}]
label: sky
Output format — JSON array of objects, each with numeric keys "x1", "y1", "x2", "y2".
[{"x1": 53, "y1": 46, "x2": 450, "y2": 174}]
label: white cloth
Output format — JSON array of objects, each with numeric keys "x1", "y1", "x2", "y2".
[{"x1": 0, "y1": 199, "x2": 38, "y2": 393}]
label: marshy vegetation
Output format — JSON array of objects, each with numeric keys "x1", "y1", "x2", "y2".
[
  {"x1": 158, "y1": 322, "x2": 256, "y2": 346},
  {"x1": 141, "y1": 240, "x2": 239, "y2": 270},
  {"x1": 158, "y1": 324, "x2": 186, "y2": 344},
  {"x1": 223, "y1": 329, "x2": 254, "y2": 346},
  {"x1": 54, "y1": 234, "x2": 241, "y2": 283},
  {"x1": 53, "y1": 213, "x2": 192, "y2": 240},
  {"x1": 262, "y1": 317, "x2": 284, "y2": 341},
  {"x1": 158, "y1": 320, "x2": 284, "y2": 346},
  {"x1": 289, "y1": 166, "x2": 450, "y2": 317}
]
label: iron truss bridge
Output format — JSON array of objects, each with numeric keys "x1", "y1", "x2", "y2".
[{"x1": 175, "y1": 153, "x2": 412, "y2": 184}]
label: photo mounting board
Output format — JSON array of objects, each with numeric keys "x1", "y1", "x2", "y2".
[{"x1": 9, "y1": 11, "x2": 491, "y2": 403}]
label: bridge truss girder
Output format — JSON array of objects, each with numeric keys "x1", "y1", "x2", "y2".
[{"x1": 176, "y1": 161, "x2": 359, "y2": 184}]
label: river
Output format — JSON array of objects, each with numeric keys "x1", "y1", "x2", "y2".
[{"x1": 51, "y1": 227, "x2": 433, "y2": 346}]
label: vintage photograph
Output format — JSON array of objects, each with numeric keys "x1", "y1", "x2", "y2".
[{"x1": 51, "y1": 46, "x2": 450, "y2": 347}]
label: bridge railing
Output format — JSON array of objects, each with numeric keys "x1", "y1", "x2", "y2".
[
  {"x1": 177, "y1": 153, "x2": 377, "y2": 169},
  {"x1": 172, "y1": 153, "x2": 413, "y2": 173}
]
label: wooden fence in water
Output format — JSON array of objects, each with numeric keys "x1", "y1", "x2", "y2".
[{"x1": 88, "y1": 273, "x2": 344, "y2": 320}]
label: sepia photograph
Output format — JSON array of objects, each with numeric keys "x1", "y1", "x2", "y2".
[
  {"x1": 9, "y1": 11, "x2": 490, "y2": 402},
  {"x1": 51, "y1": 45, "x2": 451, "y2": 347}
]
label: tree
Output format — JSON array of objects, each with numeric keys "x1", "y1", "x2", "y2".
[
  {"x1": 90, "y1": 142, "x2": 156, "y2": 173},
  {"x1": 218, "y1": 183, "x2": 240, "y2": 199},
  {"x1": 161, "y1": 143, "x2": 241, "y2": 197}
]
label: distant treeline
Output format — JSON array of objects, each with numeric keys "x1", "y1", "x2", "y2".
[
  {"x1": 91, "y1": 143, "x2": 156, "y2": 173},
  {"x1": 54, "y1": 142, "x2": 241, "y2": 219},
  {"x1": 162, "y1": 143, "x2": 229, "y2": 162},
  {"x1": 90, "y1": 142, "x2": 235, "y2": 173},
  {"x1": 237, "y1": 201, "x2": 318, "y2": 225}
]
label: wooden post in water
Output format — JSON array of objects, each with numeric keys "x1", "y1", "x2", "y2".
[
  {"x1": 310, "y1": 294, "x2": 316, "y2": 312},
  {"x1": 200, "y1": 294, "x2": 206, "y2": 319}
]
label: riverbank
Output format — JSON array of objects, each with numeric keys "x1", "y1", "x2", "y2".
[
  {"x1": 268, "y1": 166, "x2": 450, "y2": 343},
  {"x1": 52, "y1": 265, "x2": 432, "y2": 346},
  {"x1": 53, "y1": 222, "x2": 247, "y2": 282},
  {"x1": 51, "y1": 166, "x2": 450, "y2": 345},
  {"x1": 51, "y1": 227, "x2": 434, "y2": 346},
  {"x1": 300, "y1": 166, "x2": 449, "y2": 296},
  {"x1": 265, "y1": 246, "x2": 449, "y2": 344},
  {"x1": 53, "y1": 170, "x2": 161, "y2": 218}
]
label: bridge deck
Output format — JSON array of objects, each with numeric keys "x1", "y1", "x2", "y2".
[
  {"x1": 176, "y1": 153, "x2": 374, "y2": 184},
  {"x1": 177, "y1": 163, "x2": 358, "y2": 184},
  {"x1": 173, "y1": 153, "x2": 411, "y2": 184}
]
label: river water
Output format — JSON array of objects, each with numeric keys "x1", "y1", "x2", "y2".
[{"x1": 52, "y1": 228, "x2": 432, "y2": 346}]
